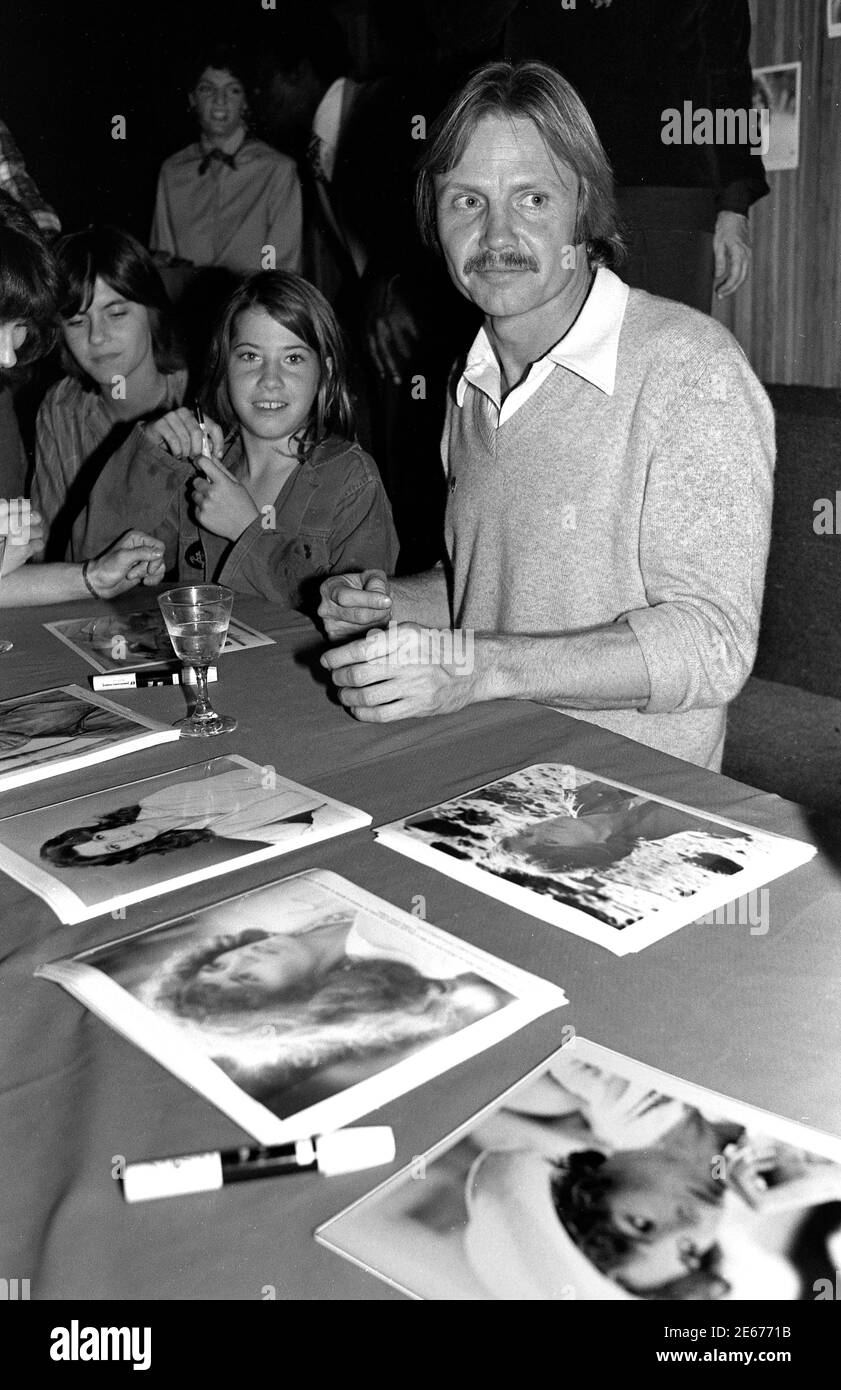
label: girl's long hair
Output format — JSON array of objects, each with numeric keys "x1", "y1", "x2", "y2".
[{"x1": 201, "y1": 271, "x2": 355, "y2": 462}]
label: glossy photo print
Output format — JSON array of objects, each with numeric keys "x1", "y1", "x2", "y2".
[
  {"x1": 752, "y1": 63, "x2": 801, "y2": 171},
  {"x1": 0, "y1": 684, "x2": 180, "y2": 792},
  {"x1": 318, "y1": 1038, "x2": 841, "y2": 1302},
  {"x1": 36, "y1": 869, "x2": 567, "y2": 1144},
  {"x1": 0, "y1": 755, "x2": 371, "y2": 922},
  {"x1": 44, "y1": 609, "x2": 274, "y2": 672},
  {"x1": 376, "y1": 764, "x2": 815, "y2": 954}
]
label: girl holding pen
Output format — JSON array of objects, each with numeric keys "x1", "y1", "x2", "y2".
[{"x1": 144, "y1": 271, "x2": 398, "y2": 611}]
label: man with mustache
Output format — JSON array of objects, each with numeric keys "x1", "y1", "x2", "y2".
[{"x1": 319, "y1": 61, "x2": 774, "y2": 771}]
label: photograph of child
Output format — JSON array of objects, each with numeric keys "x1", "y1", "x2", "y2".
[
  {"x1": 45, "y1": 608, "x2": 274, "y2": 671},
  {"x1": 39, "y1": 872, "x2": 556, "y2": 1137},
  {"x1": 0, "y1": 756, "x2": 369, "y2": 921},
  {"x1": 395, "y1": 765, "x2": 773, "y2": 933},
  {"x1": 318, "y1": 1040, "x2": 841, "y2": 1301}
]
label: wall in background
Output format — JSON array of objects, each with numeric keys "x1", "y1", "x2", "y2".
[{"x1": 714, "y1": 0, "x2": 841, "y2": 387}]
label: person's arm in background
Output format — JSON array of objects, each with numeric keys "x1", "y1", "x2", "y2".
[
  {"x1": 149, "y1": 166, "x2": 177, "y2": 259},
  {"x1": 265, "y1": 158, "x2": 303, "y2": 274},
  {"x1": 0, "y1": 527, "x2": 165, "y2": 606},
  {"x1": 708, "y1": 0, "x2": 770, "y2": 298}
]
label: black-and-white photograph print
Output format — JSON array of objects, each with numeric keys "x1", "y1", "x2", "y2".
[{"x1": 319, "y1": 1039, "x2": 841, "y2": 1301}]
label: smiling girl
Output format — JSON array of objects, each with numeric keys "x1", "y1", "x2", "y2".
[
  {"x1": 145, "y1": 271, "x2": 398, "y2": 608},
  {"x1": 31, "y1": 225, "x2": 188, "y2": 564}
]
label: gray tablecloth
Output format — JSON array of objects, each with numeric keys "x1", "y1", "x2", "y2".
[{"x1": 1, "y1": 594, "x2": 839, "y2": 1299}]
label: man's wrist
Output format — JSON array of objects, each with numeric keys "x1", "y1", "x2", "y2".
[{"x1": 472, "y1": 634, "x2": 518, "y2": 702}]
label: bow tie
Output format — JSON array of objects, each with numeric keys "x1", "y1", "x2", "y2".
[{"x1": 198, "y1": 148, "x2": 237, "y2": 175}]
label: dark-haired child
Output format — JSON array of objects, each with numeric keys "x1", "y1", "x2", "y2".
[{"x1": 31, "y1": 225, "x2": 188, "y2": 564}]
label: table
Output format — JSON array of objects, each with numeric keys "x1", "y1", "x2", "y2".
[{"x1": 2, "y1": 593, "x2": 840, "y2": 1300}]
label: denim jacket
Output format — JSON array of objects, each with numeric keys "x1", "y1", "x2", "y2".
[{"x1": 160, "y1": 432, "x2": 398, "y2": 611}]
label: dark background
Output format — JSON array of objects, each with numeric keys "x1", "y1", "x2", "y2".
[
  {"x1": 1, "y1": 1, "x2": 304, "y2": 238},
  {"x1": 0, "y1": 0, "x2": 472, "y2": 240}
]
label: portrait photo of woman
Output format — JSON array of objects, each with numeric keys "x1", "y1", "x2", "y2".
[
  {"x1": 39, "y1": 764, "x2": 337, "y2": 868},
  {"x1": 0, "y1": 757, "x2": 370, "y2": 924},
  {"x1": 142, "y1": 905, "x2": 511, "y2": 1118},
  {"x1": 36, "y1": 871, "x2": 552, "y2": 1142}
]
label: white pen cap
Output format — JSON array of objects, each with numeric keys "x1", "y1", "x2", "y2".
[
  {"x1": 315, "y1": 1127, "x2": 396, "y2": 1176},
  {"x1": 123, "y1": 1151, "x2": 223, "y2": 1203}
]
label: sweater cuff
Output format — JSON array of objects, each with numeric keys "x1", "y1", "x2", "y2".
[{"x1": 623, "y1": 605, "x2": 693, "y2": 715}]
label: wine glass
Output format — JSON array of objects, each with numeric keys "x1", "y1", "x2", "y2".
[
  {"x1": 157, "y1": 584, "x2": 237, "y2": 737},
  {"x1": 0, "y1": 536, "x2": 12, "y2": 653}
]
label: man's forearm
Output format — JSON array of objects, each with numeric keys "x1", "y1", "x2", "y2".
[
  {"x1": 472, "y1": 622, "x2": 651, "y2": 709},
  {"x1": 389, "y1": 564, "x2": 451, "y2": 628}
]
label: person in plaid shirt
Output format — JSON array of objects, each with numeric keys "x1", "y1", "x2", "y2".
[
  {"x1": 0, "y1": 117, "x2": 60, "y2": 238},
  {"x1": 0, "y1": 119, "x2": 60, "y2": 497}
]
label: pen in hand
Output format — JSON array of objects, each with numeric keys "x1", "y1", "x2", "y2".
[{"x1": 195, "y1": 401, "x2": 213, "y2": 462}]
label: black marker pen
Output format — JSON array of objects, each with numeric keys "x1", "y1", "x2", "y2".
[{"x1": 122, "y1": 1126, "x2": 396, "y2": 1202}]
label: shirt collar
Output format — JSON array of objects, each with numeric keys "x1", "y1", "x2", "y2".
[
  {"x1": 312, "y1": 78, "x2": 346, "y2": 151},
  {"x1": 456, "y1": 266, "x2": 630, "y2": 407}
]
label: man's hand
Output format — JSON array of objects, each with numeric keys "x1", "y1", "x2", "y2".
[
  {"x1": 319, "y1": 570, "x2": 393, "y2": 640},
  {"x1": 86, "y1": 531, "x2": 166, "y2": 598},
  {"x1": 320, "y1": 621, "x2": 481, "y2": 721},
  {"x1": 0, "y1": 507, "x2": 46, "y2": 574},
  {"x1": 144, "y1": 407, "x2": 225, "y2": 461},
  {"x1": 190, "y1": 454, "x2": 260, "y2": 541},
  {"x1": 714, "y1": 211, "x2": 751, "y2": 298}
]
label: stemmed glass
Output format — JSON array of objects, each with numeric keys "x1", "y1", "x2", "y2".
[
  {"x1": 157, "y1": 584, "x2": 237, "y2": 737},
  {"x1": 0, "y1": 536, "x2": 12, "y2": 653}
]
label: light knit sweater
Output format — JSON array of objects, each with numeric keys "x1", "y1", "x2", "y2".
[{"x1": 443, "y1": 288, "x2": 775, "y2": 770}]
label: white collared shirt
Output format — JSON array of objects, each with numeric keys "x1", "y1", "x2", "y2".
[
  {"x1": 455, "y1": 267, "x2": 630, "y2": 425},
  {"x1": 311, "y1": 77, "x2": 346, "y2": 183}
]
